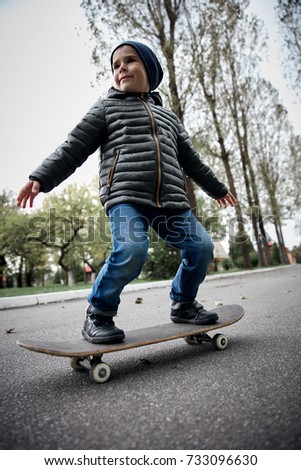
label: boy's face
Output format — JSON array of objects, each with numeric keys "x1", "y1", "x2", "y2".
[{"x1": 112, "y1": 45, "x2": 150, "y2": 93}]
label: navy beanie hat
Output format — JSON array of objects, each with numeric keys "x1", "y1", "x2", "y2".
[{"x1": 111, "y1": 41, "x2": 163, "y2": 91}]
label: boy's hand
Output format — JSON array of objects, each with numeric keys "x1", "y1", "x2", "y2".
[
  {"x1": 17, "y1": 180, "x2": 41, "y2": 209},
  {"x1": 216, "y1": 191, "x2": 237, "y2": 209}
]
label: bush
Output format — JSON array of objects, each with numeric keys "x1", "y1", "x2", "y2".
[
  {"x1": 222, "y1": 258, "x2": 234, "y2": 271},
  {"x1": 142, "y1": 239, "x2": 181, "y2": 280},
  {"x1": 272, "y1": 243, "x2": 281, "y2": 265}
]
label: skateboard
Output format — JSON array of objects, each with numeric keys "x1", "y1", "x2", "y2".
[{"x1": 17, "y1": 304, "x2": 244, "y2": 384}]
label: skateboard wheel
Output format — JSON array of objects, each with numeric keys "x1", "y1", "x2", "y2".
[
  {"x1": 90, "y1": 362, "x2": 111, "y2": 384},
  {"x1": 70, "y1": 357, "x2": 86, "y2": 371},
  {"x1": 184, "y1": 335, "x2": 197, "y2": 345},
  {"x1": 213, "y1": 334, "x2": 228, "y2": 350}
]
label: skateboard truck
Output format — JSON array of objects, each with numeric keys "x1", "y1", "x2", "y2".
[{"x1": 184, "y1": 332, "x2": 228, "y2": 349}]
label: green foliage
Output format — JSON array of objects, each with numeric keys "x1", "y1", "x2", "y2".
[
  {"x1": 229, "y1": 234, "x2": 258, "y2": 269},
  {"x1": 250, "y1": 251, "x2": 259, "y2": 268},
  {"x1": 271, "y1": 243, "x2": 281, "y2": 266},
  {"x1": 27, "y1": 180, "x2": 109, "y2": 284},
  {"x1": 142, "y1": 237, "x2": 181, "y2": 280},
  {"x1": 53, "y1": 269, "x2": 63, "y2": 285},
  {"x1": 0, "y1": 180, "x2": 110, "y2": 288},
  {"x1": 73, "y1": 264, "x2": 85, "y2": 283},
  {"x1": 222, "y1": 258, "x2": 234, "y2": 271},
  {"x1": 0, "y1": 191, "x2": 50, "y2": 287}
]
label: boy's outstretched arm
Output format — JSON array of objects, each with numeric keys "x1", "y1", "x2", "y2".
[
  {"x1": 216, "y1": 191, "x2": 237, "y2": 209},
  {"x1": 17, "y1": 180, "x2": 41, "y2": 209}
]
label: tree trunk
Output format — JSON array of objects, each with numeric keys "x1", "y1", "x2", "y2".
[
  {"x1": 17, "y1": 257, "x2": 23, "y2": 288},
  {"x1": 275, "y1": 221, "x2": 289, "y2": 264},
  {"x1": 209, "y1": 102, "x2": 251, "y2": 269},
  {"x1": 226, "y1": 57, "x2": 268, "y2": 267},
  {"x1": 67, "y1": 271, "x2": 75, "y2": 287},
  {"x1": 0, "y1": 255, "x2": 6, "y2": 289}
]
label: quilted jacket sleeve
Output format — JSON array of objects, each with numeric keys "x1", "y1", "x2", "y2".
[
  {"x1": 176, "y1": 119, "x2": 228, "y2": 199},
  {"x1": 29, "y1": 100, "x2": 106, "y2": 193}
]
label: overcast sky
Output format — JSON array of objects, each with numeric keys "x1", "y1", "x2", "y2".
[{"x1": 0, "y1": 0, "x2": 300, "y2": 248}]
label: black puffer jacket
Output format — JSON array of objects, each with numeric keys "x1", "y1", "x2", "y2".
[{"x1": 30, "y1": 87, "x2": 228, "y2": 212}]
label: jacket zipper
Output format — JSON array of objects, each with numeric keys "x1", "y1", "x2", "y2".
[
  {"x1": 140, "y1": 94, "x2": 162, "y2": 207},
  {"x1": 107, "y1": 150, "x2": 120, "y2": 191}
]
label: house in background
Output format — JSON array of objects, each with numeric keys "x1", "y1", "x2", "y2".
[
  {"x1": 286, "y1": 248, "x2": 297, "y2": 264},
  {"x1": 84, "y1": 265, "x2": 93, "y2": 282},
  {"x1": 212, "y1": 242, "x2": 229, "y2": 272}
]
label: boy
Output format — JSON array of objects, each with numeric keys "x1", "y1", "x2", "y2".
[{"x1": 17, "y1": 41, "x2": 236, "y2": 344}]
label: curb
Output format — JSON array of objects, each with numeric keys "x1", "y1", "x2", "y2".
[
  {"x1": 0, "y1": 265, "x2": 293, "y2": 310},
  {"x1": 0, "y1": 280, "x2": 172, "y2": 310}
]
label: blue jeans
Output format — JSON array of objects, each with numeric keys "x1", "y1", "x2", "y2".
[{"x1": 87, "y1": 204, "x2": 214, "y2": 315}]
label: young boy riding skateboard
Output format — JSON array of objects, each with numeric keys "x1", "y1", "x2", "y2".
[{"x1": 17, "y1": 41, "x2": 236, "y2": 344}]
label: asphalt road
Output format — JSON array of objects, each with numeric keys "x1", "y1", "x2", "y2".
[{"x1": 1, "y1": 265, "x2": 300, "y2": 450}]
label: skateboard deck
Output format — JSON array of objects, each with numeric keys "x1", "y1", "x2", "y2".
[{"x1": 17, "y1": 304, "x2": 244, "y2": 384}]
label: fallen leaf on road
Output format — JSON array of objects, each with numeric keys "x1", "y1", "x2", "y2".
[{"x1": 5, "y1": 327, "x2": 16, "y2": 334}]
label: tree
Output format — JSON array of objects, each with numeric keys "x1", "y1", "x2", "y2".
[
  {"x1": 0, "y1": 191, "x2": 49, "y2": 287},
  {"x1": 142, "y1": 236, "x2": 182, "y2": 279},
  {"x1": 28, "y1": 182, "x2": 106, "y2": 285},
  {"x1": 250, "y1": 79, "x2": 300, "y2": 264},
  {"x1": 288, "y1": 133, "x2": 301, "y2": 223},
  {"x1": 276, "y1": 0, "x2": 301, "y2": 100},
  {"x1": 0, "y1": 191, "x2": 12, "y2": 287},
  {"x1": 78, "y1": 202, "x2": 111, "y2": 280},
  {"x1": 221, "y1": 12, "x2": 271, "y2": 267},
  {"x1": 271, "y1": 243, "x2": 281, "y2": 265},
  {"x1": 229, "y1": 234, "x2": 258, "y2": 269},
  {"x1": 183, "y1": 0, "x2": 257, "y2": 268}
]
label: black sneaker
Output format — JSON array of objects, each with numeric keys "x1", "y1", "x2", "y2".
[
  {"x1": 170, "y1": 300, "x2": 218, "y2": 325},
  {"x1": 82, "y1": 306, "x2": 125, "y2": 344}
]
